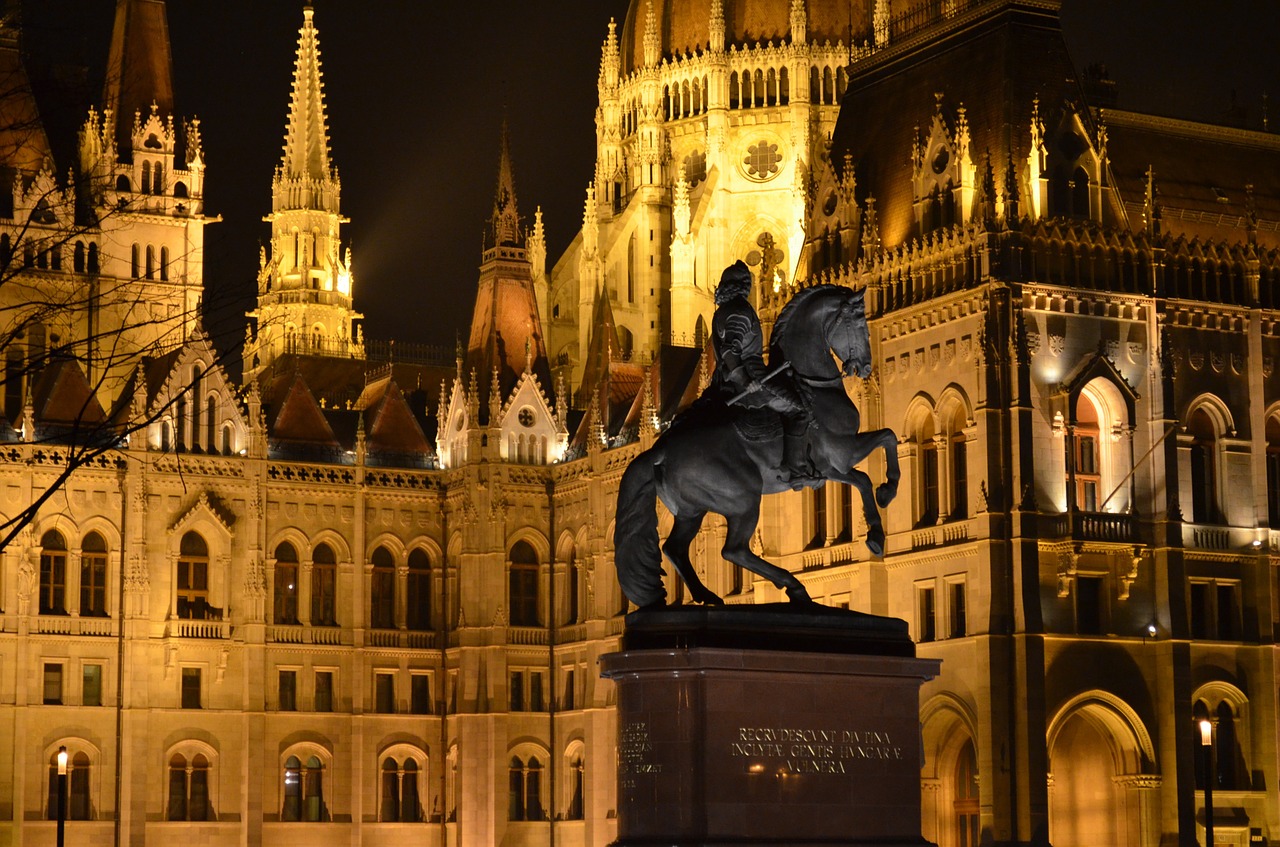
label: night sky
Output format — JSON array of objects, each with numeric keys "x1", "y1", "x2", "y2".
[{"x1": 23, "y1": 1, "x2": 1280, "y2": 368}]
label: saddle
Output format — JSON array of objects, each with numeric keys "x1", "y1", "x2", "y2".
[{"x1": 733, "y1": 407, "x2": 782, "y2": 443}]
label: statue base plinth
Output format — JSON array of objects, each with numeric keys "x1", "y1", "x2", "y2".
[{"x1": 601, "y1": 606, "x2": 939, "y2": 847}]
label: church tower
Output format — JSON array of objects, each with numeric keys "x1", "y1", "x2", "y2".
[
  {"x1": 244, "y1": 6, "x2": 361, "y2": 381},
  {"x1": 438, "y1": 129, "x2": 565, "y2": 469},
  {"x1": 547, "y1": 0, "x2": 870, "y2": 397}
]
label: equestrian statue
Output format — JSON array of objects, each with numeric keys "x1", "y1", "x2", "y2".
[{"x1": 613, "y1": 261, "x2": 900, "y2": 608}]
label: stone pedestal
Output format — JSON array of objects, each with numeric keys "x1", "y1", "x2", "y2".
[{"x1": 600, "y1": 605, "x2": 940, "y2": 847}]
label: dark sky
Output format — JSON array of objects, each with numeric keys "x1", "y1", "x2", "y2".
[{"x1": 24, "y1": 1, "x2": 1280, "y2": 363}]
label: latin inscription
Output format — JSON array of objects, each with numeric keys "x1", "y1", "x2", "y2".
[
  {"x1": 730, "y1": 727, "x2": 903, "y2": 775},
  {"x1": 619, "y1": 721, "x2": 662, "y2": 788}
]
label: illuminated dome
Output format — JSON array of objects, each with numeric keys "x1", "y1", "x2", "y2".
[{"x1": 620, "y1": 0, "x2": 869, "y2": 71}]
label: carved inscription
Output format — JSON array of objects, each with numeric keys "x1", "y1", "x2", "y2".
[
  {"x1": 730, "y1": 726, "x2": 902, "y2": 775},
  {"x1": 619, "y1": 721, "x2": 662, "y2": 789}
]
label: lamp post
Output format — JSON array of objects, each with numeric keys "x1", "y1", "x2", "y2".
[
  {"x1": 1199, "y1": 719, "x2": 1214, "y2": 847},
  {"x1": 56, "y1": 745, "x2": 67, "y2": 847}
]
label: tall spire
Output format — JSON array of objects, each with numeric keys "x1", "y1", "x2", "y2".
[
  {"x1": 103, "y1": 0, "x2": 176, "y2": 156},
  {"x1": 643, "y1": 0, "x2": 660, "y2": 67},
  {"x1": 280, "y1": 6, "x2": 332, "y2": 182},
  {"x1": 487, "y1": 121, "x2": 521, "y2": 250}
]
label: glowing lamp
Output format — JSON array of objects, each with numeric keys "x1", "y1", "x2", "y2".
[{"x1": 57, "y1": 746, "x2": 67, "y2": 775}]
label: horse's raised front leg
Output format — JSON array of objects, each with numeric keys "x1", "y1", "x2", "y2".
[
  {"x1": 662, "y1": 512, "x2": 722, "y2": 605},
  {"x1": 721, "y1": 503, "x2": 811, "y2": 603},
  {"x1": 825, "y1": 466, "x2": 887, "y2": 556},
  {"x1": 866, "y1": 428, "x2": 901, "y2": 508}
]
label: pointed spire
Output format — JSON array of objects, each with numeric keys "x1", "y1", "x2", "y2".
[
  {"x1": 710, "y1": 0, "x2": 725, "y2": 52},
  {"x1": 488, "y1": 365, "x2": 503, "y2": 422},
  {"x1": 529, "y1": 206, "x2": 546, "y2": 277},
  {"x1": 673, "y1": 169, "x2": 691, "y2": 238},
  {"x1": 643, "y1": 0, "x2": 660, "y2": 67},
  {"x1": 790, "y1": 0, "x2": 807, "y2": 44},
  {"x1": 874, "y1": 0, "x2": 891, "y2": 47},
  {"x1": 280, "y1": 6, "x2": 332, "y2": 181},
  {"x1": 1143, "y1": 165, "x2": 1161, "y2": 237},
  {"x1": 600, "y1": 18, "x2": 620, "y2": 86},
  {"x1": 103, "y1": 0, "x2": 176, "y2": 155},
  {"x1": 487, "y1": 121, "x2": 521, "y2": 249}
]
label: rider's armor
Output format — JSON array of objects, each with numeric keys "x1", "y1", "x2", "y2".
[{"x1": 710, "y1": 263, "x2": 812, "y2": 485}]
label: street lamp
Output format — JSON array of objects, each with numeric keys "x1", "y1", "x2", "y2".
[
  {"x1": 1198, "y1": 719, "x2": 1214, "y2": 847},
  {"x1": 55, "y1": 745, "x2": 67, "y2": 847}
]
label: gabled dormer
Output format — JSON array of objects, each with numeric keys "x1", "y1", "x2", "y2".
[
  {"x1": 498, "y1": 369, "x2": 567, "y2": 465},
  {"x1": 1036, "y1": 101, "x2": 1108, "y2": 223},
  {"x1": 801, "y1": 148, "x2": 861, "y2": 278},
  {"x1": 911, "y1": 94, "x2": 976, "y2": 238},
  {"x1": 138, "y1": 333, "x2": 248, "y2": 456},
  {"x1": 435, "y1": 364, "x2": 473, "y2": 470}
]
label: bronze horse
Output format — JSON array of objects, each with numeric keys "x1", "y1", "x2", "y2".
[{"x1": 614, "y1": 285, "x2": 900, "y2": 608}]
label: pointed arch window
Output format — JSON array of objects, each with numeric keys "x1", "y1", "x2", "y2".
[
  {"x1": 1188, "y1": 407, "x2": 1219, "y2": 523},
  {"x1": 131, "y1": 244, "x2": 140, "y2": 279},
  {"x1": 39, "y1": 530, "x2": 68, "y2": 615},
  {"x1": 176, "y1": 532, "x2": 213, "y2": 620},
  {"x1": 508, "y1": 541, "x2": 540, "y2": 627},
  {"x1": 48, "y1": 751, "x2": 91, "y2": 820},
  {"x1": 311, "y1": 543, "x2": 337, "y2": 626},
  {"x1": 953, "y1": 740, "x2": 979, "y2": 847},
  {"x1": 80, "y1": 532, "x2": 108, "y2": 616},
  {"x1": 370, "y1": 546, "x2": 396, "y2": 629},
  {"x1": 160, "y1": 246, "x2": 169, "y2": 280},
  {"x1": 508, "y1": 756, "x2": 544, "y2": 821},
  {"x1": 274, "y1": 542, "x2": 299, "y2": 624},
  {"x1": 567, "y1": 754, "x2": 585, "y2": 820},
  {"x1": 167, "y1": 753, "x2": 211, "y2": 820},
  {"x1": 141, "y1": 161, "x2": 151, "y2": 194},
  {"x1": 145, "y1": 245, "x2": 155, "y2": 279},
  {"x1": 1266, "y1": 415, "x2": 1280, "y2": 526},
  {"x1": 1073, "y1": 393, "x2": 1101, "y2": 512},
  {"x1": 282, "y1": 755, "x2": 327, "y2": 822},
  {"x1": 380, "y1": 757, "x2": 422, "y2": 822},
  {"x1": 406, "y1": 549, "x2": 431, "y2": 631}
]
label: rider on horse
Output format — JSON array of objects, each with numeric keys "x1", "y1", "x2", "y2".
[{"x1": 709, "y1": 261, "x2": 812, "y2": 487}]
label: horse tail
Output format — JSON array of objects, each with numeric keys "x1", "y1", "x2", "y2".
[{"x1": 613, "y1": 450, "x2": 667, "y2": 608}]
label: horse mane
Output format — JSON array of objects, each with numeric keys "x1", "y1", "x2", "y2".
[{"x1": 770, "y1": 284, "x2": 849, "y2": 352}]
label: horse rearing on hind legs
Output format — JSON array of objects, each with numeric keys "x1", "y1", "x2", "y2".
[{"x1": 613, "y1": 284, "x2": 900, "y2": 609}]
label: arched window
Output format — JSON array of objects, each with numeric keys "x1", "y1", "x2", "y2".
[
  {"x1": 311, "y1": 543, "x2": 337, "y2": 626},
  {"x1": 508, "y1": 541, "x2": 540, "y2": 627},
  {"x1": 1215, "y1": 701, "x2": 1240, "y2": 789},
  {"x1": 39, "y1": 530, "x2": 67, "y2": 614},
  {"x1": 87, "y1": 243, "x2": 99, "y2": 274},
  {"x1": 153, "y1": 161, "x2": 164, "y2": 194},
  {"x1": 566, "y1": 545, "x2": 580, "y2": 624},
  {"x1": 947, "y1": 406, "x2": 968, "y2": 520},
  {"x1": 380, "y1": 756, "x2": 422, "y2": 822},
  {"x1": 141, "y1": 161, "x2": 151, "y2": 194},
  {"x1": 73, "y1": 242, "x2": 85, "y2": 273},
  {"x1": 205, "y1": 396, "x2": 217, "y2": 453},
  {"x1": 115, "y1": 175, "x2": 130, "y2": 193},
  {"x1": 1266, "y1": 416, "x2": 1280, "y2": 527},
  {"x1": 145, "y1": 245, "x2": 155, "y2": 279},
  {"x1": 407, "y1": 548, "x2": 431, "y2": 631},
  {"x1": 80, "y1": 532, "x2": 108, "y2": 616},
  {"x1": 508, "y1": 756, "x2": 544, "y2": 821},
  {"x1": 566, "y1": 754, "x2": 584, "y2": 820},
  {"x1": 274, "y1": 542, "x2": 299, "y2": 624},
  {"x1": 370, "y1": 546, "x2": 396, "y2": 629},
  {"x1": 48, "y1": 751, "x2": 92, "y2": 820},
  {"x1": 917, "y1": 417, "x2": 939, "y2": 527},
  {"x1": 282, "y1": 755, "x2": 327, "y2": 822},
  {"x1": 953, "y1": 740, "x2": 979, "y2": 847},
  {"x1": 1188, "y1": 407, "x2": 1218, "y2": 523},
  {"x1": 1073, "y1": 393, "x2": 1101, "y2": 511},
  {"x1": 160, "y1": 246, "x2": 169, "y2": 281},
  {"x1": 809, "y1": 487, "x2": 827, "y2": 549},
  {"x1": 221, "y1": 424, "x2": 233, "y2": 457},
  {"x1": 131, "y1": 243, "x2": 140, "y2": 279},
  {"x1": 176, "y1": 532, "x2": 212, "y2": 620},
  {"x1": 167, "y1": 753, "x2": 211, "y2": 820}
]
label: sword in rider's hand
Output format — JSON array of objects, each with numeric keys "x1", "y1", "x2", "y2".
[{"x1": 726, "y1": 363, "x2": 792, "y2": 406}]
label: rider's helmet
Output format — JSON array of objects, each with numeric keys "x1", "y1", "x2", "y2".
[{"x1": 714, "y1": 260, "x2": 753, "y2": 305}]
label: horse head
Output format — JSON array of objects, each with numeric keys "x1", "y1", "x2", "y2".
[{"x1": 831, "y1": 288, "x2": 871, "y2": 379}]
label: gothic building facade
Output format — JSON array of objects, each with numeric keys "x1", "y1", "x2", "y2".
[{"x1": 0, "y1": 1, "x2": 1277, "y2": 847}]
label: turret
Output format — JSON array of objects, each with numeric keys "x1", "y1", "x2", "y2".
[{"x1": 245, "y1": 6, "x2": 363, "y2": 380}]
